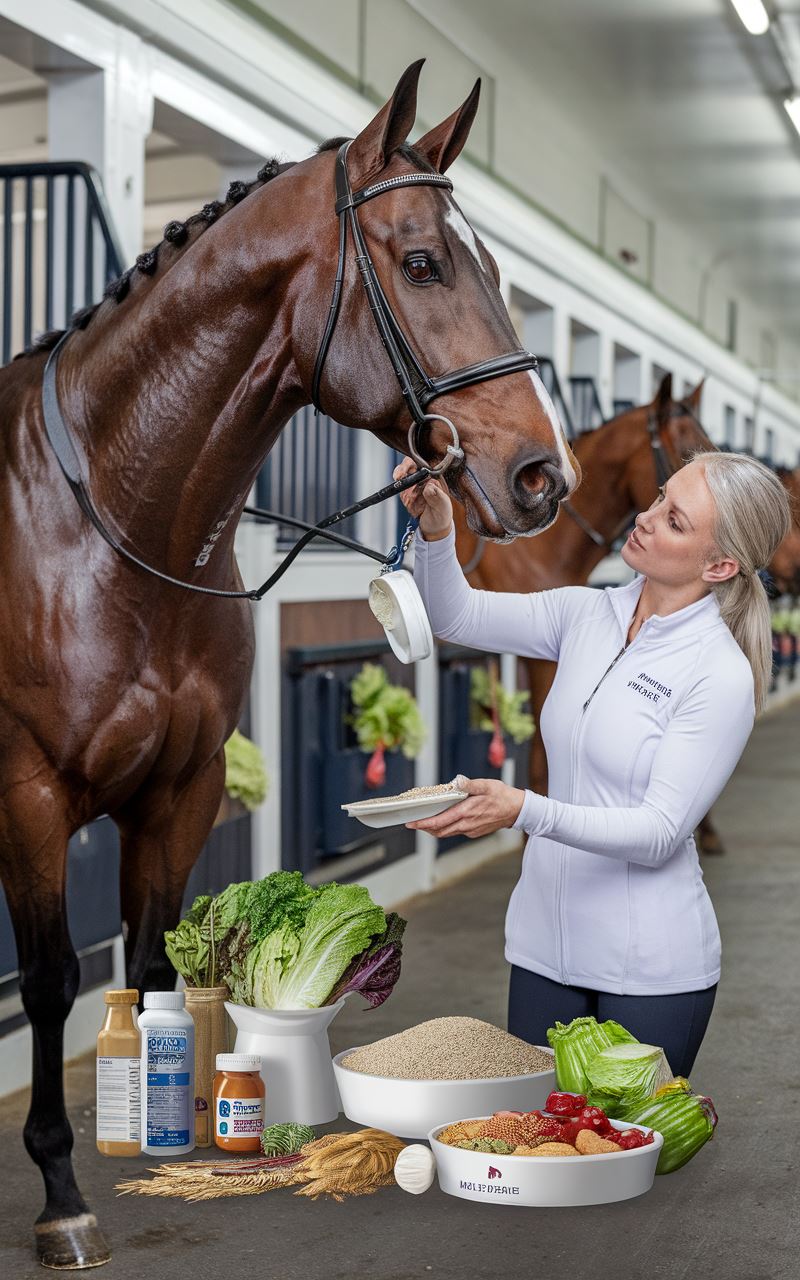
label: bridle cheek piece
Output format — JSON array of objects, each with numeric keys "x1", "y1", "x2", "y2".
[{"x1": 311, "y1": 141, "x2": 540, "y2": 475}]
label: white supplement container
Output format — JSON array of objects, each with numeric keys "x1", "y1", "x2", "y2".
[{"x1": 139, "y1": 991, "x2": 195, "y2": 1155}]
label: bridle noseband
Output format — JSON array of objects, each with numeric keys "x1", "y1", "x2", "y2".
[{"x1": 312, "y1": 141, "x2": 540, "y2": 469}]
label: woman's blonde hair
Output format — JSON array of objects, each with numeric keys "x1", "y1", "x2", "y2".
[{"x1": 691, "y1": 451, "x2": 792, "y2": 713}]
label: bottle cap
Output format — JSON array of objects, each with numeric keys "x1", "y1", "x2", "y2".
[
  {"x1": 216, "y1": 1053, "x2": 262, "y2": 1072},
  {"x1": 142, "y1": 991, "x2": 185, "y2": 1010},
  {"x1": 104, "y1": 989, "x2": 139, "y2": 1005}
]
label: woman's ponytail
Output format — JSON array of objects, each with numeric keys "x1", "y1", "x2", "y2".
[{"x1": 692, "y1": 452, "x2": 792, "y2": 714}]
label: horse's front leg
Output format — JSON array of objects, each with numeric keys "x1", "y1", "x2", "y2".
[
  {"x1": 696, "y1": 809, "x2": 726, "y2": 856},
  {"x1": 0, "y1": 771, "x2": 110, "y2": 1270},
  {"x1": 115, "y1": 752, "x2": 226, "y2": 997}
]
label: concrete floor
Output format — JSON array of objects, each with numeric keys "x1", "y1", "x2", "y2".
[{"x1": 1, "y1": 699, "x2": 799, "y2": 1280}]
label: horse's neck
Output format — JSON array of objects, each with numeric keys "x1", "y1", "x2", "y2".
[
  {"x1": 56, "y1": 183, "x2": 310, "y2": 578},
  {"x1": 573, "y1": 419, "x2": 640, "y2": 517}
]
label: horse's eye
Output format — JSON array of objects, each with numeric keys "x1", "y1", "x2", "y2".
[{"x1": 403, "y1": 254, "x2": 436, "y2": 284}]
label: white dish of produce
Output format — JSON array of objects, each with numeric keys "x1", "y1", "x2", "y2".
[
  {"x1": 341, "y1": 788, "x2": 468, "y2": 829},
  {"x1": 429, "y1": 1118, "x2": 663, "y2": 1207},
  {"x1": 332, "y1": 1047, "x2": 555, "y2": 1140}
]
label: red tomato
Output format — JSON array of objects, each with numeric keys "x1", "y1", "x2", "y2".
[{"x1": 544, "y1": 1091, "x2": 587, "y2": 1116}]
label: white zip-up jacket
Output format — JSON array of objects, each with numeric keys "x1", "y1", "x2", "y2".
[{"x1": 413, "y1": 527, "x2": 755, "y2": 994}]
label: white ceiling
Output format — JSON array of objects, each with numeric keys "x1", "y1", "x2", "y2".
[
  {"x1": 3, "y1": 3, "x2": 800, "y2": 338},
  {"x1": 444, "y1": 0, "x2": 800, "y2": 339}
]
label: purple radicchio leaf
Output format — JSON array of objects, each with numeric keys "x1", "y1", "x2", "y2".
[
  {"x1": 326, "y1": 943, "x2": 401, "y2": 1009},
  {"x1": 326, "y1": 912, "x2": 406, "y2": 1009}
]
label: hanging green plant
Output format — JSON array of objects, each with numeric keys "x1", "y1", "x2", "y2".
[
  {"x1": 348, "y1": 662, "x2": 427, "y2": 788},
  {"x1": 470, "y1": 664, "x2": 536, "y2": 746},
  {"x1": 224, "y1": 729, "x2": 269, "y2": 811}
]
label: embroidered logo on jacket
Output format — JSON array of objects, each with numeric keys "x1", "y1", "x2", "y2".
[{"x1": 627, "y1": 671, "x2": 673, "y2": 704}]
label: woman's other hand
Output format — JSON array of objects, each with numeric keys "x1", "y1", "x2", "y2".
[
  {"x1": 405, "y1": 776, "x2": 526, "y2": 838},
  {"x1": 393, "y1": 457, "x2": 454, "y2": 541}
]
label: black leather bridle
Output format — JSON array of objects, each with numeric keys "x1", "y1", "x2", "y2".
[
  {"x1": 40, "y1": 142, "x2": 541, "y2": 600},
  {"x1": 311, "y1": 141, "x2": 541, "y2": 468}
]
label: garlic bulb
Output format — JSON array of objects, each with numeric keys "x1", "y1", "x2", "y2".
[{"x1": 393, "y1": 1143, "x2": 436, "y2": 1195}]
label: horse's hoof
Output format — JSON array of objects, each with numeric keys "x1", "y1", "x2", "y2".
[{"x1": 35, "y1": 1213, "x2": 111, "y2": 1270}]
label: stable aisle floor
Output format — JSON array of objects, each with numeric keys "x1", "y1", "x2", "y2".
[{"x1": 1, "y1": 698, "x2": 798, "y2": 1280}]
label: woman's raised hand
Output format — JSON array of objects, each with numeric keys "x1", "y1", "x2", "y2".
[{"x1": 393, "y1": 457, "x2": 454, "y2": 542}]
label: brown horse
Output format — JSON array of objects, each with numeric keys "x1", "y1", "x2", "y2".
[
  {"x1": 770, "y1": 466, "x2": 800, "y2": 595},
  {"x1": 0, "y1": 62, "x2": 579, "y2": 1269},
  {"x1": 454, "y1": 372, "x2": 718, "y2": 818}
]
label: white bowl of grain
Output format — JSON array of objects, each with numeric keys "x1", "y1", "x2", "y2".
[{"x1": 332, "y1": 1017, "x2": 555, "y2": 1140}]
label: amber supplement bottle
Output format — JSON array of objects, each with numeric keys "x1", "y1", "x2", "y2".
[
  {"x1": 96, "y1": 989, "x2": 141, "y2": 1156},
  {"x1": 213, "y1": 1054, "x2": 264, "y2": 1152}
]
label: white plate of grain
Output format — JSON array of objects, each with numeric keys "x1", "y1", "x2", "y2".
[{"x1": 341, "y1": 781, "x2": 469, "y2": 828}]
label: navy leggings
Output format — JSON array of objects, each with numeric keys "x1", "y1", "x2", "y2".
[{"x1": 508, "y1": 965, "x2": 717, "y2": 1079}]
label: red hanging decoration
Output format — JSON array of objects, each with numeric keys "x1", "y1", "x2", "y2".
[
  {"x1": 488, "y1": 726, "x2": 506, "y2": 769},
  {"x1": 487, "y1": 661, "x2": 506, "y2": 768},
  {"x1": 365, "y1": 741, "x2": 386, "y2": 788}
]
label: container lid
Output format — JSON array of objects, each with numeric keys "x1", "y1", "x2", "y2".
[
  {"x1": 368, "y1": 570, "x2": 433, "y2": 664},
  {"x1": 143, "y1": 991, "x2": 185, "y2": 1010},
  {"x1": 104, "y1": 988, "x2": 139, "y2": 1005},
  {"x1": 216, "y1": 1053, "x2": 262, "y2": 1072}
]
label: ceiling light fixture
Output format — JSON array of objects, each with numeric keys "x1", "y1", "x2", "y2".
[{"x1": 729, "y1": 0, "x2": 770, "y2": 35}]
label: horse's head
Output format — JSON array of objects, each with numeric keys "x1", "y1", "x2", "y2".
[
  {"x1": 625, "y1": 373, "x2": 714, "y2": 511},
  {"x1": 769, "y1": 467, "x2": 800, "y2": 594},
  {"x1": 291, "y1": 62, "x2": 579, "y2": 541}
]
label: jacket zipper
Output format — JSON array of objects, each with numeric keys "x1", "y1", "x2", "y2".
[
  {"x1": 581, "y1": 643, "x2": 628, "y2": 713},
  {"x1": 556, "y1": 633, "x2": 639, "y2": 984}
]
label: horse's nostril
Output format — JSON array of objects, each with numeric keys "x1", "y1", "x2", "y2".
[
  {"x1": 512, "y1": 456, "x2": 567, "y2": 508},
  {"x1": 515, "y1": 461, "x2": 548, "y2": 498}
]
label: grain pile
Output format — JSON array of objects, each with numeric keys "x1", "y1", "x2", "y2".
[
  {"x1": 368, "y1": 581, "x2": 398, "y2": 628},
  {"x1": 341, "y1": 1017, "x2": 554, "y2": 1080},
  {"x1": 347, "y1": 781, "x2": 465, "y2": 808}
]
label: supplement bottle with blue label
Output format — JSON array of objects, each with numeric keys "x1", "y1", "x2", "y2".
[
  {"x1": 213, "y1": 1054, "x2": 265, "y2": 1153},
  {"x1": 139, "y1": 991, "x2": 195, "y2": 1156}
]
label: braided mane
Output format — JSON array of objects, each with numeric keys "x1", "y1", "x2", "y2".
[{"x1": 18, "y1": 158, "x2": 289, "y2": 358}]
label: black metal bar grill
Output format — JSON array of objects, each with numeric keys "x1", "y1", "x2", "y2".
[{"x1": 0, "y1": 161, "x2": 124, "y2": 366}]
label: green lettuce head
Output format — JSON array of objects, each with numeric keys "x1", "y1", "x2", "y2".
[{"x1": 243, "y1": 883, "x2": 386, "y2": 1010}]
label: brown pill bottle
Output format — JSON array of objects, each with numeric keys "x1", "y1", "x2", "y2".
[
  {"x1": 213, "y1": 1053, "x2": 264, "y2": 1152},
  {"x1": 96, "y1": 989, "x2": 141, "y2": 1156}
]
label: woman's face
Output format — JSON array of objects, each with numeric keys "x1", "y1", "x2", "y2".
[{"x1": 621, "y1": 460, "x2": 738, "y2": 588}]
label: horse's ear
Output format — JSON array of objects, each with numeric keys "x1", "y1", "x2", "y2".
[
  {"x1": 686, "y1": 376, "x2": 705, "y2": 407},
  {"x1": 654, "y1": 372, "x2": 673, "y2": 420},
  {"x1": 415, "y1": 79, "x2": 481, "y2": 173},
  {"x1": 346, "y1": 60, "x2": 424, "y2": 188}
]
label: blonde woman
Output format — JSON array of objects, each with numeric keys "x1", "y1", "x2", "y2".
[{"x1": 397, "y1": 452, "x2": 791, "y2": 1075}]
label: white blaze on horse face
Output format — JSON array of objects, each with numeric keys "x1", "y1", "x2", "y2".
[
  {"x1": 528, "y1": 370, "x2": 578, "y2": 494},
  {"x1": 444, "y1": 202, "x2": 485, "y2": 270}
]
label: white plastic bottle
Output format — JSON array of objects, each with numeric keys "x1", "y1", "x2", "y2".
[{"x1": 139, "y1": 991, "x2": 195, "y2": 1156}]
